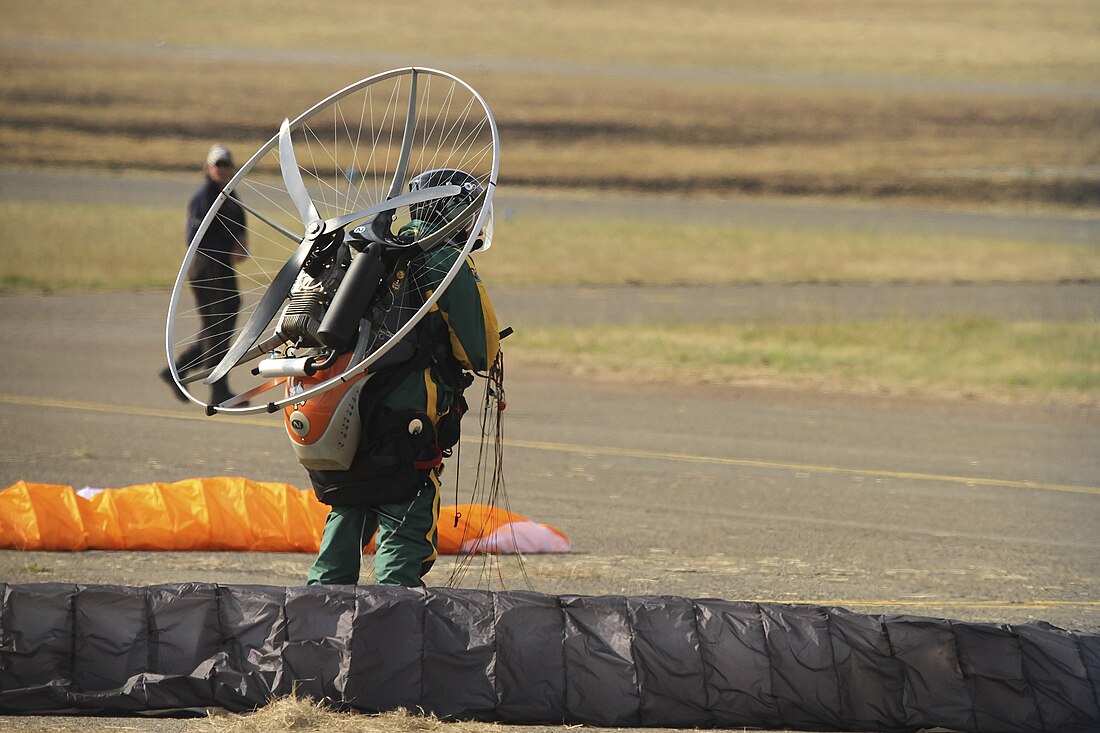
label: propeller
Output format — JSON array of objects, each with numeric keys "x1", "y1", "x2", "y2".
[{"x1": 203, "y1": 119, "x2": 460, "y2": 386}]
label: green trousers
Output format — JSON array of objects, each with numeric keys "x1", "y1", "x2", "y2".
[{"x1": 306, "y1": 471, "x2": 440, "y2": 587}]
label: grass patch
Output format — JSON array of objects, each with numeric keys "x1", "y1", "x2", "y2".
[
  {"x1": 0, "y1": 201, "x2": 182, "y2": 291},
  {"x1": 484, "y1": 216, "x2": 1100, "y2": 284},
  {"x1": 204, "y1": 696, "x2": 503, "y2": 733},
  {"x1": 506, "y1": 319, "x2": 1100, "y2": 402},
  {"x1": 3, "y1": 200, "x2": 1097, "y2": 292}
]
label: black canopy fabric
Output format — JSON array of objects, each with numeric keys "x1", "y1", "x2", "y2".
[{"x1": 1, "y1": 583, "x2": 1098, "y2": 731}]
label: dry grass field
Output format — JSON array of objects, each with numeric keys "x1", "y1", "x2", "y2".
[
  {"x1": 2, "y1": 0, "x2": 1098, "y2": 208},
  {"x1": 5, "y1": 199, "x2": 1099, "y2": 291}
]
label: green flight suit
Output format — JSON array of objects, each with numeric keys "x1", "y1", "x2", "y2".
[{"x1": 307, "y1": 245, "x2": 499, "y2": 587}]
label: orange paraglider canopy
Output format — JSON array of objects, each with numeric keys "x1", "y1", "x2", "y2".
[{"x1": 0, "y1": 478, "x2": 569, "y2": 554}]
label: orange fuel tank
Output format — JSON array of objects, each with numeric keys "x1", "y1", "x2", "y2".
[{"x1": 283, "y1": 354, "x2": 371, "y2": 470}]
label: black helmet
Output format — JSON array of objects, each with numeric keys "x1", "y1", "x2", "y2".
[{"x1": 406, "y1": 168, "x2": 492, "y2": 250}]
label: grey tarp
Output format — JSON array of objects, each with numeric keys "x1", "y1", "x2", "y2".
[{"x1": 1, "y1": 583, "x2": 1098, "y2": 731}]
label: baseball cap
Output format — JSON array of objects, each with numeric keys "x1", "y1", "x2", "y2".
[{"x1": 205, "y1": 144, "x2": 234, "y2": 167}]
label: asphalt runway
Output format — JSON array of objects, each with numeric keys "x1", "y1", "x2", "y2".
[{"x1": 1, "y1": 290, "x2": 1097, "y2": 634}]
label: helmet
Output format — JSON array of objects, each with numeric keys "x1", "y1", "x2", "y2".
[{"x1": 406, "y1": 168, "x2": 493, "y2": 251}]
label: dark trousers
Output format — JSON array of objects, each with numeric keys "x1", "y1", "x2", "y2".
[
  {"x1": 175, "y1": 274, "x2": 240, "y2": 397},
  {"x1": 307, "y1": 470, "x2": 441, "y2": 587}
]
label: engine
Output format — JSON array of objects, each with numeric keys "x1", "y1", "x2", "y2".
[
  {"x1": 276, "y1": 244, "x2": 349, "y2": 347},
  {"x1": 278, "y1": 274, "x2": 327, "y2": 346}
]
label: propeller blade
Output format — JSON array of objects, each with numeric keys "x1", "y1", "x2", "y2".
[
  {"x1": 323, "y1": 184, "x2": 461, "y2": 232},
  {"x1": 279, "y1": 118, "x2": 319, "y2": 226},
  {"x1": 203, "y1": 237, "x2": 313, "y2": 385},
  {"x1": 387, "y1": 70, "x2": 418, "y2": 200}
]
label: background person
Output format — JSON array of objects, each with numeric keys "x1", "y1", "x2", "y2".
[{"x1": 162, "y1": 144, "x2": 249, "y2": 405}]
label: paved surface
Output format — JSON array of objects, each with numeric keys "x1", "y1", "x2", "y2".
[{"x1": 1, "y1": 291, "x2": 1097, "y2": 635}]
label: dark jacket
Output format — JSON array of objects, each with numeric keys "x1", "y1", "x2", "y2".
[{"x1": 186, "y1": 179, "x2": 246, "y2": 282}]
